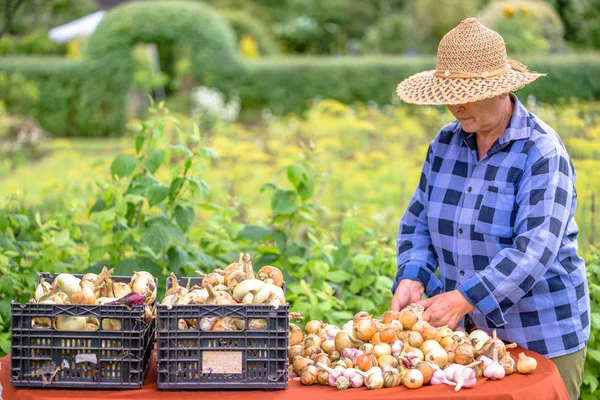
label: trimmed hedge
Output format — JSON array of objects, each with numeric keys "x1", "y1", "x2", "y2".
[
  {"x1": 234, "y1": 54, "x2": 600, "y2": 118},
  {"x1": 0, "y1": 1, "x2": 243, "y2": 137},
  {"x1": 1, "y1": 0, "x2": 600, "y2": 136}
]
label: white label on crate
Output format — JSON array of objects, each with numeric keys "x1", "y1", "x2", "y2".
[
  {"x1": 75, "y1": 354, "x2": 98, "y2": 364},
  {"x1": 202, "y1": 351, "x2": 242, "y2": 374}
]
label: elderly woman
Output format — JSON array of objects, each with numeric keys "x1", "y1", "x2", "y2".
[{"x1": 392, "y1": 18, "x2": 589, "y2": 399}]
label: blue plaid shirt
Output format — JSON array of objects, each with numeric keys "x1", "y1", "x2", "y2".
[{"x1": 393, "y1": 94, "x2": 590, "y2": 358}]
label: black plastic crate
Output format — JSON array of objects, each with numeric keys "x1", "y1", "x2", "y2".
[
  {"x1": 156, "y1": 277, "x2": 289, "y2": 390},
  {"x1": 10, "y1": 272, "x2": 156, "y2": 389}
]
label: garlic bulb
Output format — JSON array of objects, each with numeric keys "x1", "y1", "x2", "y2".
[{"x1": 483, "y1": 348, "x2": 505, "y2": 380}]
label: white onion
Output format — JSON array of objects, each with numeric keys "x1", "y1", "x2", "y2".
[
  {"x1": 252, "y1": 283, "x2": 285, "y2": 305},
  {"x1": 55, "y1": 274, "x2": 81, "y2": 296},
  {"x1": 54, "y1": 316, "x2": 87, "y2": 331},
  {"x1": 233, "y1": 279, "x2": 265, "y2": 301},
  {"x1": 35, "y1": 282, "x2": 52, "y2": 301}
]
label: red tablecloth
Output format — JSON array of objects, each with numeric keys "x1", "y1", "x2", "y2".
[{"x1": 0, "y1": 347, "x2": 568, "y2": 400}]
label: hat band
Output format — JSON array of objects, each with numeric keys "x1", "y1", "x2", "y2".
[
  {"x1": 433, "y1": 59, "x2": 531, "y2": 79},
  {"x1": 434, "y1": 64, "x2": 511, "y2": 79}
]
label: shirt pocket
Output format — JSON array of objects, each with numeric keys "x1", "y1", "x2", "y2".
[{"x1": 474, "y1": 184, "x2": 517, "y2": 238}]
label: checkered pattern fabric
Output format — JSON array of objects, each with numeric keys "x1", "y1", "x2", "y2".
[{"x1": 393, "y1": 94, "x2": 590, "y2": 358}]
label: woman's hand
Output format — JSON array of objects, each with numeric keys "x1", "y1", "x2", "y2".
[
  {"x1": 391, "y1": 279, "x2": 425, "y2": 311},
  {"x1": 414, "y1": 290, "x2": 475, "y2": 329}
]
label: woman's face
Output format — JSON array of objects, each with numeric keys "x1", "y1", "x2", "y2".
[{"x1": 446, "y1": 94, "x2": 508, "y2": 134}]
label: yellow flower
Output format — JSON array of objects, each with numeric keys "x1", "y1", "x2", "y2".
[
  {"x1": 240, "y1": 35, "x2": 259, "y2": 59},
  {"x1": 520, "y1": 4, "x2": 530, "y2": 15},
  {"x1": 503, "y1": 5, "x2": 516, "y2": 18}
]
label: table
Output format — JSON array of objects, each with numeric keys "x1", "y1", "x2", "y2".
[{"x1": 0, "y1": 347, "x2": 568, "y2": 400}]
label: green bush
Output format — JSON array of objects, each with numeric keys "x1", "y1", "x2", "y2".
[
  {"x1": 221, "y1": 10, "x2": 280, "y2": 56},
  {"x1": 0, "y1": 31, "x2": 65, "y2": 56},
  {"x1": 479, "y1": 0, "x2": 568, "y2": 53},
  {"x1": 581, "y1": 249, "x2": 600, "y2": 399},
  {"x1": 360, "y1": 14, "x2": 423, "y2": 55}
]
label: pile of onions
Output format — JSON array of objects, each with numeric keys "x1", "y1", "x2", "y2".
[
  {"x1": 30, "y1": 267, "x2": 156, "y2": 331},
  {"x1": 291, "y1": 307, "x2": 536, "y2": 391},
  {"x1": 160, "y1": 253, "x2": 287, "y2": 330}
]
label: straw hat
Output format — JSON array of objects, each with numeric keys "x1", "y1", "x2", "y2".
[{"x1": 396, "y1": 17, "x2": 545, "y2": 105}]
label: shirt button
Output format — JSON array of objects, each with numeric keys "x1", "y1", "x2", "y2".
[
  {"x1": 458, "y1": 228, "x2": 463, "y2": 234},
  {"x1": 460, "y1": 270, "x2": 465, "y2": 276},
  {"x1": 467, "y1": 187, "x2": 472, "y2": 192}
]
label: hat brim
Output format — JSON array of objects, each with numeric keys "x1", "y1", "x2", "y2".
[{"x1": 396, "y1": 70, "x2": 545, "y2": 105}]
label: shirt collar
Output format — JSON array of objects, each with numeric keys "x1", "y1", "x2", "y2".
[{"x1": 457, "y1": 93, "x2": 531, "y2": 153}]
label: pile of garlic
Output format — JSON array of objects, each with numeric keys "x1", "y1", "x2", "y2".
[
  {"x1": 160, "y1": 253, "x2": 286, "y2": 331},
  {"x1": 31, "y1": 267, "x2": 156, "y2": 331},
  {"x1": 291, "y1": 306, "x2": 537, "y2": 391}
]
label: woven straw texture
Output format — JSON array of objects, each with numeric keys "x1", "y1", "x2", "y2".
[{"x1": 396, "y1": 18, "x2": 545, "y2": 105}]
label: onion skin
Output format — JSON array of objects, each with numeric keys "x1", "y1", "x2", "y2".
[{"x1": 257, "y1": 266, "x2": 284, "y2": 287}]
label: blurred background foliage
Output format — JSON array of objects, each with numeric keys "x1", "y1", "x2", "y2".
[{"x1": 2, "y1": 0, "x2": 600, "y2": 396}]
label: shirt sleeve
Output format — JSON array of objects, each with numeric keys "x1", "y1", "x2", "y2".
[
  {"x1": 457, "y1": 149, "x2": 574, "y2": 327},
  {"x1": 393, "y1": 144, "x2": 442, "y2": 297}
]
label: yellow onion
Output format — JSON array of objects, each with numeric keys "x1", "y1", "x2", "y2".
[
  {"x1": 293, "y1": 357, "x2": 314, "y2": 376},
  {"x1": 383, "y1": 370, "x2": 401, "y2": 388},
  {"x1": 454, "y1": 343, "x2": 475, "y2": 365},
  {"x1": 382, "y1": 310, "x2": 401, "y2": 324},
  {"x1": 425, "y1": 347, "x2": 448, "y2": 368},
  {"x1": 377, "y1": 355, "x2": 398, "y2": 369},
  {"x1": 398, "y1": 305, "x2": 423, "y2": 330},
  {"x1": 334, "y1": 331, "x2": 363, "y2": 352},
  {"x1": 403, "y1": 369, "x2": 424, "y2": 389},
  {"x1": 373, "y1": 342, "x2": 392, "y2": 358},
  {"x1": 257, "y1": 266, "x2": 284, "y2": 287},
  {"x1": 420, "y1": 339, "x2": 441, "y2": 356},
  {"x1": 415, "y1": 361, "x2": 435, "y2": 384},
  {"x1": 305, "y1": 320, "x2": 324, "y2": 335},
  {"x1": 516, "y1": 353, "x2": 537, "y2": 374},
  {"x1": 289, "y1": 345, "x2": 305, "y2": 362},
  {"x1": 304, "y1": 333, "x2": 322, "y2": 348},
  {"x1": 289, "y1": 323, "x2": 304, "y2": 346},
  {"x1": 353, "y1": 318, "x2": 377, "y2": 341}
]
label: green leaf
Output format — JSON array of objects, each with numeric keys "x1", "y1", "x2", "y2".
[
  {"x1": 111, "y1": 155, "x2": 138, "y2": 179},
  {"x1": 9, "y1": 214, "x2": 30, "y2": 229},
  {"x1": 200, "y1": 147, "x2": 219, "y2": 160},
  {"x1": 588, "y1": 349, "x2": 600, "y2": 364},
  {"x1": 167, "y1": 247, "x2": 188, "y2": 274},
  {"x1": 113, "y1": 258, "x2": 164, "y2": 282},
  {"x1": 135, "y1": 135, "x2": 145, "y2": 154},
  {"x1": 115, "y1": 198, "x2": 128, "y2": 217},
  {"x1": 141, "y1": 223, "x2": 170, "y2": 254},
  {"x1": 583, "y1": 368, "x2": 599, "y2": 393},
  {"x1": 146, "y1": 217, "x2": 186, "y2": 244},
  {"x1": 147, "y1": 185, "x2": 169, "y2": 207},
  {"x1": 53, "y1": 230, "x2": 70, "y2": 246},
  {"x1": 187, "y1": 177, "x2": 210, "y2": 197},
  {"x1": 298, "y1": 179, "x2": 314, "y2": 201},
  {"x1": 144, "y1": 148, "x2": 165, "y2": 174},
  {"x1": 327, "y1": 270, "x2": 353, "y2": 283},
  {"x1": 260, "y1": 183, "x2": 278, "y2": 192},
  {"x1": 0, "y1": 332, "x2": 10, "y2": 354},
  {"x1": 169, "y1": 177, "x2": 185, "y2": 200},
  {"x1": 237, "y1": 225, "x2": 272, "y2": 242},
  {"x1": 287, "y1": 164, "x2": 306, "y2": 189},
  {"x1": 273, "y1": 230, "x2": 287, "y2": 254},
  {"x1": 271, "y1": 190, "x2": 299, "y2": 215},
  {"x1": 174, "y1": 204, "x2": 195, "y2": 232}
]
